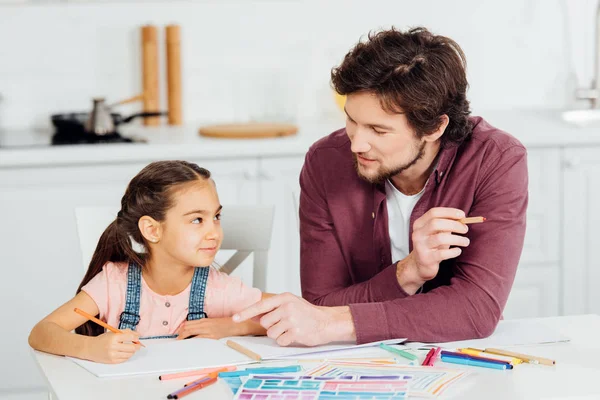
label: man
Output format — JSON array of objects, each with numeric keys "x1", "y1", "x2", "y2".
[{"x1": 233, "y1": 27, "x2": 528, "y2": 346}]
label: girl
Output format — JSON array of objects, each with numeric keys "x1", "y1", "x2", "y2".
[{"x1": 29, "y1": 161, "x2": 267, "y2": 364}]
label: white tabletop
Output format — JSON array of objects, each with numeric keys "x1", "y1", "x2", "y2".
[{"x1": 33, "y1": 314, "x2": 600, "y2": 400}]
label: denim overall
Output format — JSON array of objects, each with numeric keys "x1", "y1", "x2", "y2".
[{"x1": 118, "y1": 263, "x2": 210, "y2": 339}]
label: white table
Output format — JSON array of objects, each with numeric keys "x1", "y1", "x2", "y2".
[{"x1": 33, "y1": 315, "x2": 600, "y2": 399}]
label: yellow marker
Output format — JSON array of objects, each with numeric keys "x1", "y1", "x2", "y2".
[{"x1": 458, "y1": 348, "x2": 522, "y2": 365}]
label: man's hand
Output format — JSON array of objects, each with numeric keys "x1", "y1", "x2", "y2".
[
  {"x1": 397, "y1": 207, "x2": 470, "y2": 294},
  {"x1": 232, "y1": 293, "x2": 355, "y2": 347}
]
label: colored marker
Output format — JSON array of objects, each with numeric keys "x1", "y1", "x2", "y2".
[
  {"x1": 218, "y1": 365, "x2": 302, "y2": 378},
  {"x1": 441, "y1": 355, "x2": 512, "y2": 370},
  {"x1": 379, "y1": 343, "x2": 418, "y2": 362}
]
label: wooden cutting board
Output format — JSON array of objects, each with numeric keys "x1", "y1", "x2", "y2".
[{"x1": 198, "y1": 122, "x2": 298, "y2": 139}]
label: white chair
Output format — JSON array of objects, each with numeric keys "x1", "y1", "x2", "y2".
[{"x1": 74, "y1": 205, "x2": 274, "y2": 291}]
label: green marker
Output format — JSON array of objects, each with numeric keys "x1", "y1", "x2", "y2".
[{"x1": 379, "y1": 343, "x2": 418, "y2": 361}]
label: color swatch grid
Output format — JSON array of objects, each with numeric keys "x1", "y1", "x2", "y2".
[
  {"x1": 305, "y1": 362, "x2": 467, "y2": 397},
  {"x1": 233, "y1": 374, "x2": 411, "y2": 400}
]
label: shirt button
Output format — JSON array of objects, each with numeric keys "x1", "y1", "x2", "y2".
[
  {"x1": 372, "y1": 212, "x2": 375, "y2": 219},
  {"x1": 162, "y1": 320, "x2": 168, "y2": 326},
  {"x1": 165, "y1": 302, "x2": 171, "y2": 308}
]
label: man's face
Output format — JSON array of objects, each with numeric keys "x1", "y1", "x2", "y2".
[{"x1": 344, "y1": 92, "x2": 426, "y2": 184}]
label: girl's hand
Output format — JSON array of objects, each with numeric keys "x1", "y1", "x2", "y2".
[
  {"x1": 87, "y1": 329, "x2": 142, "y2": 364},
  {"x1": 176, "y1": 318, "x2": 243, "y2": 340}
]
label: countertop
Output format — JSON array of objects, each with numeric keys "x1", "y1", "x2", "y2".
[{"x1": 0, "y1": 110, "x2": 598, "y2": 169}]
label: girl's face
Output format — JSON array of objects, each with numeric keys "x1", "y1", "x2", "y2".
[{"x1": 159, "y1": 179, "x2": 223, "y2": 267}]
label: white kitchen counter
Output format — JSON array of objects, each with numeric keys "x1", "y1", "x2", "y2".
[
  {"x1": 483, "y1": 109, "x2": 600, "y2": 147},
  {"x1": 0, "y1": 110, "x2": 598, "y2": 169},
  {"x1": 0, "y1": 120, "x2": 342, "y2": 169}
]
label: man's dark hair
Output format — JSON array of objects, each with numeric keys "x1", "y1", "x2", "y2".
[{"x1": 331, "y1": 27, "x2": 472, "y2": 147}]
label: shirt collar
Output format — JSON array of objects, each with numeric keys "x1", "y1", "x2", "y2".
[{"x1": 433, "y1": 144, "x2": 458, "y2": 184}]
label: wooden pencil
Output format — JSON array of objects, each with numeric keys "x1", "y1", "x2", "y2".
[
  {"x1": 484, "y1": 348, "x2": 555, "y2": 366},
  {"x1": 226, "y1": 339, "x2": 262, "y2": 361},
  {"x1": 459, "y1": 216, "x2": 486, "y2": 224}
]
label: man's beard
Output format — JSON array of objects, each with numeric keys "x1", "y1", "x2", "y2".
[{"x1": 354, "y1": 140, "x2": 426, "y2": 184}]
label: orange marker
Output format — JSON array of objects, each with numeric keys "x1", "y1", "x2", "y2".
[
  {"x1": 74, "y1": 308, "x2": 144, "y2": 347},
  {"x1": 183, "y1": 370, "x2": 222, "y2": 387},
  {"x1": 159, "y1": 365, "x2": 236, "y2": 381}
]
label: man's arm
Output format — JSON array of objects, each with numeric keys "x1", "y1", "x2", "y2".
[
  {"x1": 299, "y1": 149, "x2": 409, "y2": 305},
  {"x1": 234, "y1": 146, "x2": 527, "y2": 346},
  {"x1": 349, "y1": 146, "x2": 528, "y2": 343}
]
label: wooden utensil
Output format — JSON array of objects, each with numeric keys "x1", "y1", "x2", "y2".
[
  {"x1": 141, "y1": 25, "x2": 160, "y2": 126},
  {"x1": 198, "y1": 122, "x2": 298, "y2": 139},
  {"x1": 166, "y1": 25, "x2": 182, "y2": 125}
]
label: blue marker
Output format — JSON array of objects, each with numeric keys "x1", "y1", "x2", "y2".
[
  {"x1": 441, "y1": 355, "x2": 511, "y2": 370},
  {"x1": 218, "y1": 365, "x2": 302, "y2": 378}
]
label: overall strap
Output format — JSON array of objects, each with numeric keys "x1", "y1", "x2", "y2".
[
  {"x1": 118, "y1": 262, "x2": 142, "y2": 331},
  {"x1": 187, "y1": 267, "x2": 210, "y2": 321}
]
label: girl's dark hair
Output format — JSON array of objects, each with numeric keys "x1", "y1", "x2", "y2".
[
  {"x1": 75, "y1": 161, "x2": 211, "y2": 336},
  {"x1": 331, "y1": 27, "x2": 472, "y2": 148}
]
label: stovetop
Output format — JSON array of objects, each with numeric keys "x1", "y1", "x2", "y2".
[
  {"x1": 0, "y1": 128, "x2": 146, "y2": 148},
  {"x1": 51, "y1": 131, "x2": 137, "y2": 145}
]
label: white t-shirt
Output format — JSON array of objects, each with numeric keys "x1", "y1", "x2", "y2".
[{"x1": 385, "y1": 179, "x2": 426, "y2": 262}]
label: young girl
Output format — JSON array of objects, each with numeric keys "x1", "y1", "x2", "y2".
[{"x1": 29, "y1": 160, "x2": 267, "y2": 364}]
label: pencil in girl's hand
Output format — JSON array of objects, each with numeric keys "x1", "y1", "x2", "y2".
[
  {"x1": 74, "y1": 308, "x2": 144, "y2": 347},
  {"x1": 459, "y1": 216, "x2": 486, "y2": 224}
]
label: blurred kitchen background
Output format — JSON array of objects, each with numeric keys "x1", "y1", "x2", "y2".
[{"x1": 1, "y1": 0, "x2": 599, "y2": 399}]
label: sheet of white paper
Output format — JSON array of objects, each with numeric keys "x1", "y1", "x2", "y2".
[
  {"x1": 225, "y1": 336, "x2": 407, "y2": 360},
  {"x1": 404, "y1": 318, "x2": 570, "y2": 350},
  {"x1": 69, "y1": 338, "x2": 254, "y2": 378}
]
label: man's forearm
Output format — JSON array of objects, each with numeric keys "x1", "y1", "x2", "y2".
[{"x1": 322, "y1": 306, "x2": 357, "y2": 343}]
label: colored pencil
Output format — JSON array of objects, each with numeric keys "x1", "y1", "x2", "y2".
[
  {"x1": 74, "y1": 308, "x2": 144, "y2": 347},
  {"x1": 226, "y1": 339, "x2": 262, "y2": 361},
  {"x1": 459, "y1": 216, "x2": 486, "y2": 224},
  {"x1": 484, "y1": 348, "x2": 555, "y2": 366}
]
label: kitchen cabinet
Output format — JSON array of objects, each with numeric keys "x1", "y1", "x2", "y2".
[
  {"x1": 258, "y1": 156, "x2": 305, "y2": 295},
  {"x1": 502, "y1": 149, "x2": 562, "y2": 319},
  {"x1": 562, "y1": 148, "x2": 600, "y2": 316}
]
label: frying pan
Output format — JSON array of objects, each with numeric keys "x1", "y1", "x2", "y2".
[{"x1": 51, "y1": 111, "x2": 165, "y2": 135}]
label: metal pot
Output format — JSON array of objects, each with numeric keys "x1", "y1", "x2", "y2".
[{"x1": 51, "y1": 110, "x2": 165, "y2": 135}]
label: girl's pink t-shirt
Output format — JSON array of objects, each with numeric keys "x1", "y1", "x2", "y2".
[{"x1": 81, "y1": 261, "x2": 262, "y2": 337}]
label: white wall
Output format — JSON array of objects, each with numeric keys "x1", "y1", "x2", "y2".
[{"x1": 0, "y1": 0, "x2": 595, "y2": 132}]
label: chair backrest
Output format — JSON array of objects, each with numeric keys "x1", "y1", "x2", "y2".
[{"x1": 74, "y1": 205, "x2": 274, "y2": 290}]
